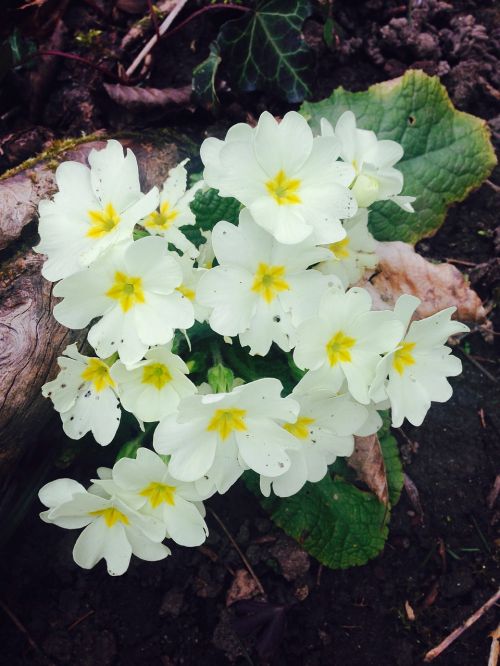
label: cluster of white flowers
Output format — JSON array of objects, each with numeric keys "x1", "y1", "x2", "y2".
[{"x1": 36, "y1": 113, "x2": 467, "y2": 575}]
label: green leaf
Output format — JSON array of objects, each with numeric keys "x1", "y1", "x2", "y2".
[
  {"x1": 190, "y1": 187, "x2": 241, "y2": 231},
  {"x1": 301, "y1": 70, "x2": 497, "y2": 243},
  {"x1": 218, "y1": 0, "x2": 314, "y2": 103},
  {"x1": 247, "y1": 473, "x2": 388, "y2": 568},
  {"x1": 380, "y1": 431, "x2": 404, "y2": 507},
  {"x1": 192, "y1": 42, "x2": 221, "y2": 111}
]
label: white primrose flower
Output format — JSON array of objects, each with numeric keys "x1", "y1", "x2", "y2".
[
  {"x1": 142, "y1": 160, "x2": 203, "y2": 260},
  {"x1": 53, "y1": 236, "x2": 195, "y2": 366},
  {"x1": 176, "y1": 253, "x2": 211, "y2": 323},
  {"x1": 42, "y1": 343, "x2": 121, "y2": 446},
  {"x1": 260, "y1": 374, "x2": 369, "y2": 498},
  {"x1": 110, "y1": 344, "x2": 196, "y2": 422},
  {"x1": 200, "y1": 111, "x2": 357, "y2": 245},
  {"x1": 321, "y1": 111, "x2": 415, "y2": 211},
  {"x1": 370, "y1": 295, "x2": 469, "y2": 427},
  {"x1": 196, "y1": 211, "x2": 339, "y2": 356},
  {"x1": 153, "y1": 378, "x2": 300, "y2": 489},
  {"x1": 39, "y1": 477, "x2": 169, "y2": 576},
  {"x1": 318, "y1": 209, "x2": 378, "y2": 288},
  {"x1": 108, "y1": 448, "x2": 209, "y2": 547},
  {"x1": 197, "y1": 230, "x2": 215, "y2": 269},
  {"x1": 35, "y1": 140, "x2": 159, "y2": 281},
  {"x1": 293, "y1": 287, "x2": 404, "y2": 404}
]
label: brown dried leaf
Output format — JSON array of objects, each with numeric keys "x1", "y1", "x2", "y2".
[
  {"x1": 361, "y1": 241, "x2": 486, "y2": 322},
  {"x1": 226, "y1": 569, "x2": 260, "y2": 607},
  {"x1": 104, "y1": 83, "x2": 192, "y2": 111},
  {"x1": 348, "y1": 434, "x2": 389, "y2": 506}
]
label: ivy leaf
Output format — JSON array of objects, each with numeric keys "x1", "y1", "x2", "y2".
[
  {"x1": 192, "y1": 43, "x2": 221, "y2": 111},
  {"x1": 246, "y1": 473, "x2": 389, "y2": 569},
  {"x1": 218, "y1": 0, "x2": 314, "y2": 103},
  {"x1": 301, "y1": 70, "x2": 497, "y2": 243},
  {"x1": 190, "y1": 187, "x2": 241, "y2": 231}
]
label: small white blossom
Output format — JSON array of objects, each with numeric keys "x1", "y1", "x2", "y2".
[
  {"x1": 260, "y1": 375, "x2": 368, "y2": 497},
  {"x1": 35, "y1": 140, "x2": 159, "y2": 281},
  {"x1": 321, "y1": 111, "x2": 415, "y2": 211},
  {"x1": 53, "y1": 236, "x2": 195, "y2": 366},
  {"x1": 142, "y1": 160, "x2": 203, "y2": 259},
  {"x1": 42, "y1": 343, "x2": 121, "y2": 446},
  {"x1": 153, "y1": 378, "x2": 300, "y2": 488},
  {"x1": 197, "y1": 211, "x2": 339, "y2": 356},
  {"x1": 370, "y1": 295, "x2": 469, "y2": 426},
  {"x1": 293, "y1": 288, "x2": 404, "y2": 404},
  {"x1": 201, "y1": 111, "x2": 357, "y2": 245},
  {"x1": 318, "y1": 209, "x2": 378, "y2": 288},
  {"x1": 197, "y1": 230, "x2": 215, "y2": 269},
  {"x1": 176, "y1": 253, "x2": 211, "y2": 323},
  {"x1": 39, "y1": 477, "x2": 169, "y2": 576},
  {"x1": 107, "y1": 448, "x2": 209, "y2": 547},
  {"x1": 111, "y1": 344, "x2": 195, "y2": 422}
]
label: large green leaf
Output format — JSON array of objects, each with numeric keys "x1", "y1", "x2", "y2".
[
  {"x1": 218, "y1": 0, "x2": 314, "y2": 103},
  {"x1": 190, "y1": 187, "x2": 241, "y2": 231},
  {"x1": 301, "y1": 70, "x2": 497, "y2": 243},
  {"x1": 247, "y1": 473, "x2": 389, "y2": 569}
]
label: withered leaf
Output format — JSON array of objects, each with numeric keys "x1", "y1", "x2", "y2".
[
  {"x1": 348, "y1": 434, "x2": 389, "y2": 507},
  {"x1": 104, "y1": 83, "x2": 192, "y2": 111},
  {"x1": 361, "y1": 241, "x2": 486, "y2": 322}
]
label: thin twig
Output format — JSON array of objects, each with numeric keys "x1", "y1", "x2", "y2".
[
  {"x1": 424, "y1": 588, "x2": 500, "y2": 662},
  {"x1": 208, "y1": 508, "x2": 266, "y2": 598},
  {"x1": 67, "y1": 609, "x2": 95, "y2": 631},
  {"x1": 459, "y1": 348, "x2": 498, "y2": 384},
  {"x1": 488, "y1": 625, "x2": 500, "y2": 666},
  {"x1": 147, "y1": 0, "x2": 161, "y2": 42},
  {"x1": 37, "y1": 49, "x2": 122, "y2": 82},
  {"x1": 445, "y1": 257, "x2": 477, "y2": 267},
  {"x1": 0, "y1": 599, "x2": 43, "y2": 656},
  {"x1": 125, "y1": 0, "x2": 189, "y2": 78},
  {"x1": 485, "y1": 179, "x2": 500, "y2": 194},
  {"x1": 161, "y1": 2, "x2": 251, "y2": 41}
]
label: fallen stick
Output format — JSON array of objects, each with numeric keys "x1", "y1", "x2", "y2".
[
  {"x1": 424, "y1": 588, "x2": 500, "y2": 662},
  {"x1": 488, "y1": 625, "x2": 500, "y2": 666}
]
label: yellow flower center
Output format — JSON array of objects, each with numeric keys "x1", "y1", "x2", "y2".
[
  {"x1": 140, "y1": 481, "x2": 176, "y2": 508},
  {"x1": 265, "y1": 169, "x2": 301, "y2": 205},
  {"x1": 326, "y1": 331, "x2": 356, "y2": 366},
  {"x1": 206, "y1": 407, "x2": 247, "y2": 441},
  {"x1": 251, "y1": 263, "x2": 289, "y2": 303},
  {"x1": 141, "y1": 362, "x2": 172, "y2": 390},
  {"x1": 329, "y1": 237, "x2": 350, "y2": 260},
  {"x1": 144, "y1": 200, "x2": 179, "y2": 231},
  {"x1": 87, "y1": 202, "x2": 121, "y2": 238},
  {"x1": 81, "y1": 358, "x2": 116, "y2": 392},
  {"x1": 89, "y1": 507, "x2": 129, "y2": 528},
  {"x1": 393, "y1": 341, "x2": 416, "y2": 375},
  {"x1": 176, "y1": 284, "x2": 196, "y2": 301},
  {"x1": 106, "y1": 271, "x2": 145, "y2": 312},
  {"x1": 283, "y1": 416, "x2": 315, "y2": 440}
]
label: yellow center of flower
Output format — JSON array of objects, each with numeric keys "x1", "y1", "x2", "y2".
[
  {"x1": 140, "y1": 481, "x2": 176, "y2": 508},
  {"x1": 141, "y1": 362, "x2": 172, "y2": 390},
  {"x1": 81, "y1": 358, "x2": 116, "y2": 392},
  {"x1": 206, "y1": 408, "x2": 247, "y2": 440},
  {"x1": 283, "y1": 416, "x2": 315, "y2": 440},
  {"x1": 329, "y1": 237, "x2": 350, "y2": 259},
  {"x1": 87, "y1": 202, "x2": 121, "y2": 238},
  {"x1": 106, "y1": 271, "x2": 146, "y2": 312},
  {"x1": 176, "y1": 284, "x2": 196, "y2": 300},
  {"x1": 251, "y1": 263, "x2": 289, "y2": 303},
  {"x1": 265, "y1": 169, "x2": 301, "y2": 205},
  {"x1": 144, "y1": 200, "x2": 179, "y2": 231},
  {"x1": 89, "y1": 507, "x2": 129, "y2": 528},
  {"x1": 393, "y1": 341, "x2": 416, "y2": 375},
  {"x1": 326, "y1": 331, "x2": 356, "y2": 366}
]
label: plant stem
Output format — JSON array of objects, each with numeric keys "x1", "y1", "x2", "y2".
[{"x1": 36, "y1": 50, "x2": 122, "y2": 82}]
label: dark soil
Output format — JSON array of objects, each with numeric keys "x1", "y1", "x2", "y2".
[{"x1": 1, "y1": 1, "x2": 499, "y2": 665}]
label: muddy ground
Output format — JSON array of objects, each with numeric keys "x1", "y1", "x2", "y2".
[{"x1": 0, "y1": 0, "x2": 499, "y2": 664}]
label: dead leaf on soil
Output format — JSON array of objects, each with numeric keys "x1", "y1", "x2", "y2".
[
  {"x1": 226, "y1": 569, "x2": 260, "y2": 607},
  {"x1": 104, "y1": 83, "x2": 192, "y2": 111},
  {"x1": 348, "y1": 434, "x2": 389, "y2": 507},
  {"x1": 360, "y1": 241, "x2": 486, "y2": 323}
]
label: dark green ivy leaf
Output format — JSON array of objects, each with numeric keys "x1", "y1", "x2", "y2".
[
  {"x1": 192, "y1": 42, "x2": 221, "y2": 111},
  {"x1": 218, "y1": 0, "x2": 314, "y2": 103}
]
